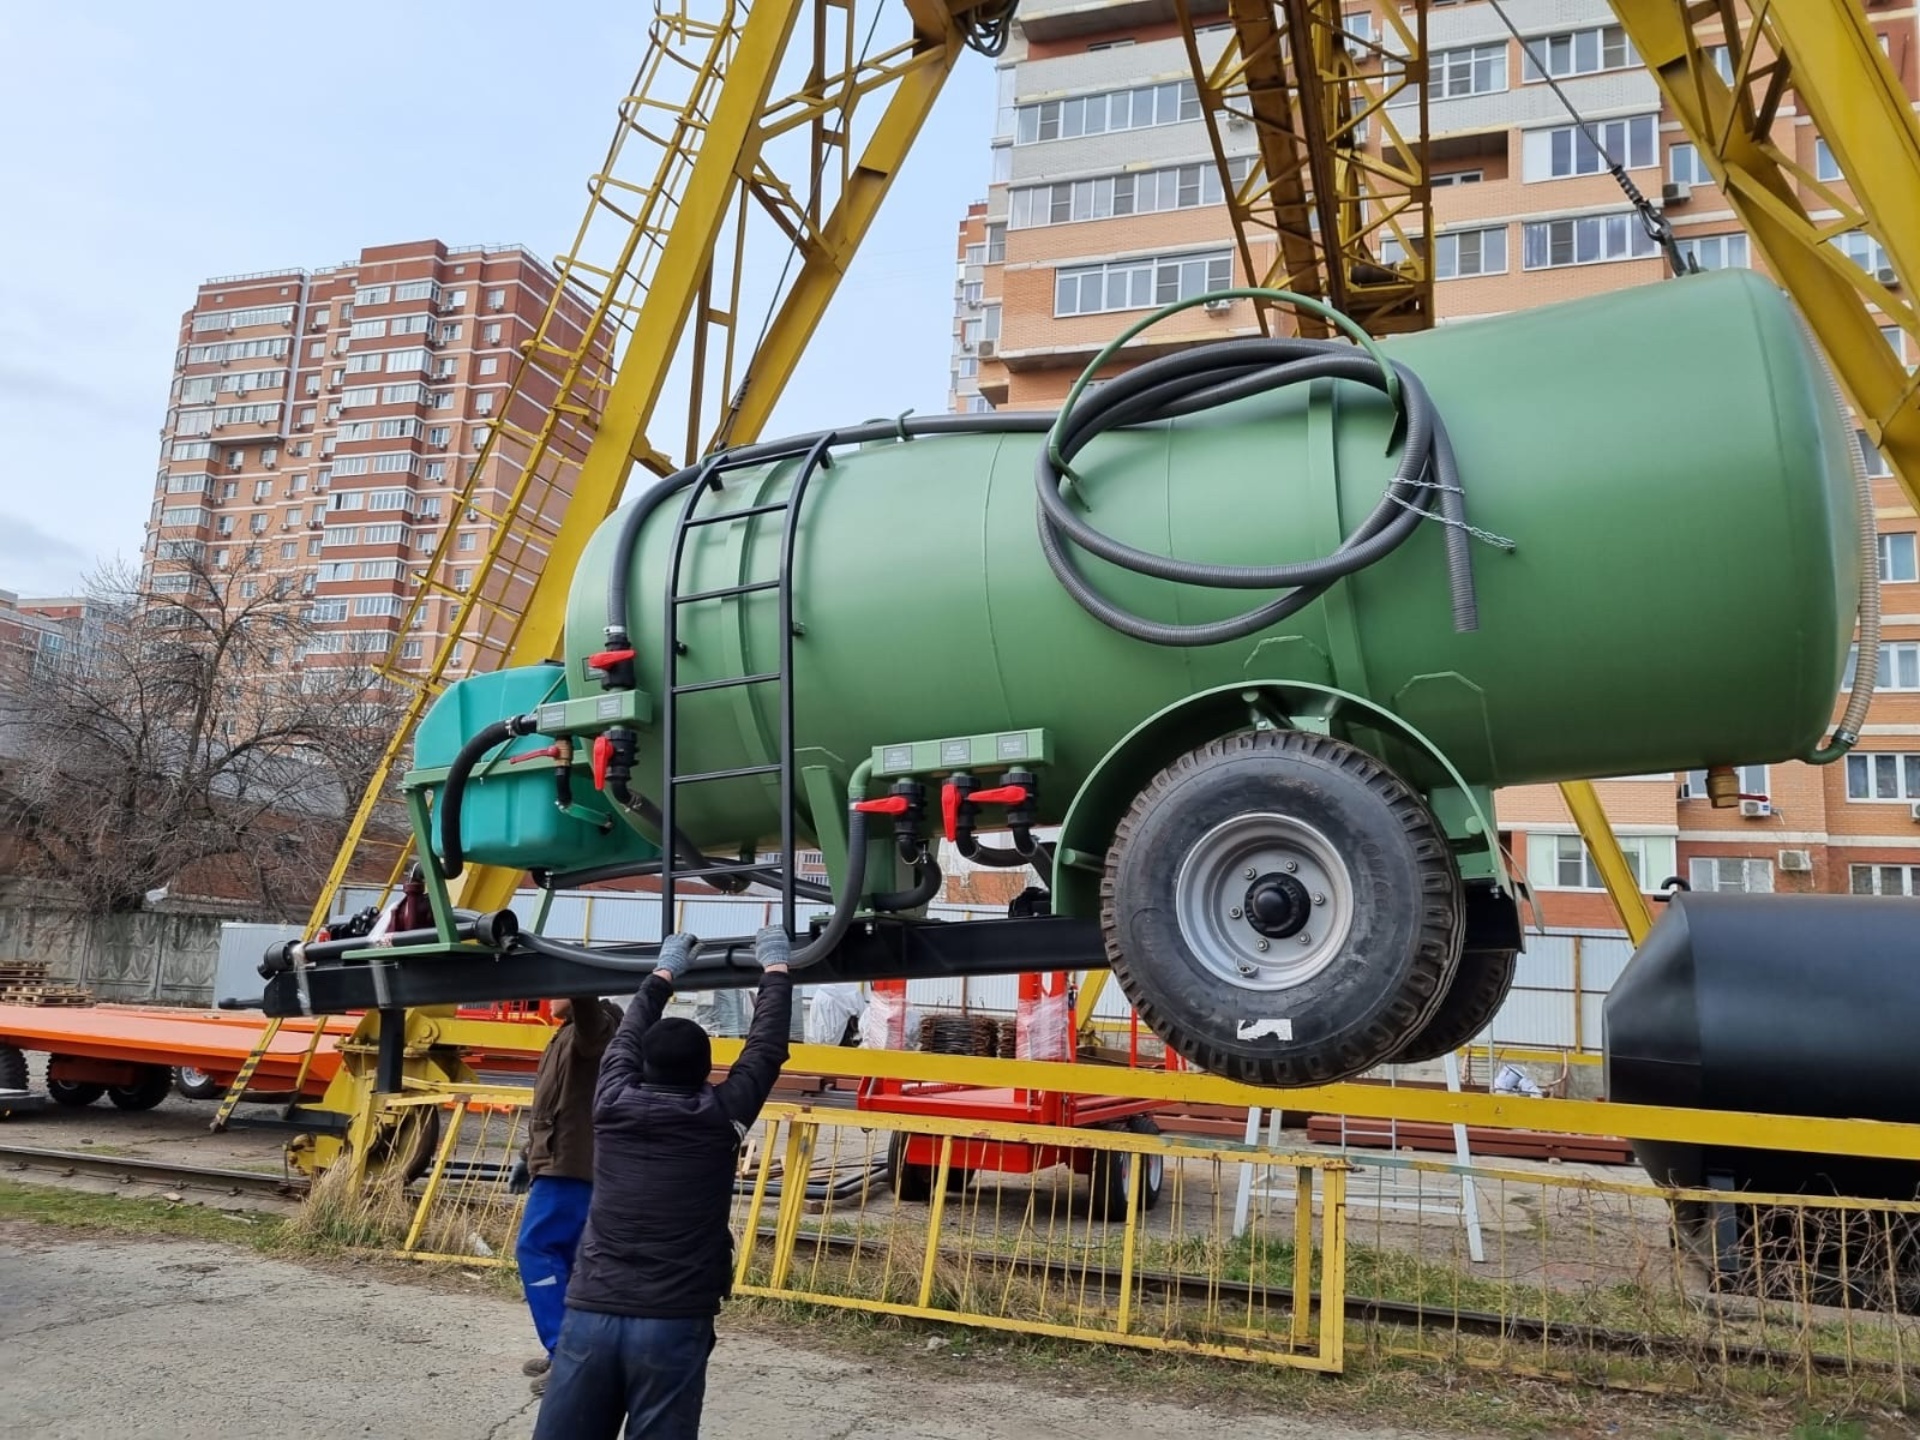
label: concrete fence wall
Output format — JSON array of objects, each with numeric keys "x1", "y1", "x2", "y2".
[{"x1": 0, "y1": 888, "x2": 257, "y2": 1007}]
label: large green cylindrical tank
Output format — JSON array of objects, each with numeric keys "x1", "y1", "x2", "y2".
[{"x1": 563, "y1": 270, "x2": 1858, "y2": 855}]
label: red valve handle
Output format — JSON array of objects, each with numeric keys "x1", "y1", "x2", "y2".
[
  {"x1": 941, "y1": 781, "x2": 963, "y2": 844},
  {"x1": 587, "y1": 647, "x2": 636, "y2": 672},
  {"x1": 853, "y1": 796, "x2": 911, "y2": 815},
  {"x1": 969, "y1": 785, "x2": 1030, "y2": 807},
  {"x1": 591, "y1": 733, "x2": 616, "y2": 791},
  {"x1": 508, "y1": 743, "x2": 567, "y2": 765}
]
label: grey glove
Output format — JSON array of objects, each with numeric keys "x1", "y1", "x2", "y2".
[
  {"x1": 507, "y1": 1155, "x2": 530, "y2": 1194},
  {"x1": 654, "y1": 933, "x2": 700, "y2": 984},
  {"x1": 755, "y1": 925, "x2": 791, "y2": 971}
]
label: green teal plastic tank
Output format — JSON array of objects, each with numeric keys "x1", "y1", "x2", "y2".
[{"x1": 562, "y1": 270, "x2": 1860, "y2": 852}]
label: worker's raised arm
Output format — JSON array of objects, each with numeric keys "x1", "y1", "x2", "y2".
[
  {"x1": 566, "y1": 993, "x2": 619, "y2": 1063},
  {"x1": 595, "y1": 934, "x2": 698, "y2": 1108},
  {"x1": 717, "y1": 926, "x2": 793, "y2": 1126}
]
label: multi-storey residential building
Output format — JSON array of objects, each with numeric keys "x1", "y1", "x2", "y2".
[
  {"x1": 953, "y1": 0, "x2": 1920, "y2": 928},
  {"x1": 0, "y1": 592, "x2": 108, "y2": 680},
  {"x1": 143, "y1": 240, "x2": 608, "y2": 682}
]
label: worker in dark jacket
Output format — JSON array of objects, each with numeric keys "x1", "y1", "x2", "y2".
[
  {"x1": 533, "y1": 927, "x2": 792, "y2": 1439},
  {"x1": 512, "y1": 993, "x2": 621, "y2": 1391}
]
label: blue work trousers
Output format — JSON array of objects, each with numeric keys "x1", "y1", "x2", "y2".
[
  {"x1": 515, "y1": 1175, "x2": 593, "y2": 1355},
  {"x1": 532, "y1": 1308, "x2": 717, "y2": 1440}
]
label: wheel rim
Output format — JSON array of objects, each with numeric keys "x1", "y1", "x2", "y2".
[
  {"x1": 179, "y1": 1068, "x2": 212, "y2": 1088},
  {"x1": 1173, "y1": 812, "x2": 1356, "y2": 992}
]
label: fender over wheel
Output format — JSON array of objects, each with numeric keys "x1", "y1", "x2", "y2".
[{"x1": 1102, "y1": 730, "x2": 1464, "y2": 1087}]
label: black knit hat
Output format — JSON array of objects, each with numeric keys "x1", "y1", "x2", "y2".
[{"x1": 642, "y1": 1017, "x2": 712, "y2": 1090}]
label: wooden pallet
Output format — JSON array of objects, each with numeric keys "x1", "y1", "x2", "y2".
[
  {"x1": 0, "y1": 962, "x2": 53, "y2": 983},
  {"x1": 0, "y1": 985, "x2": 93, "y2": 1009}
]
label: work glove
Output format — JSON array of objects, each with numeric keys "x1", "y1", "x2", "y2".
[
  {"x1": 654, "y1": 932, "x2": 701, "y2": 984},
  {"x1": 507, "y1": 1155, "x2": 530, "y2": 1195},
  {"x1": 755, "y1": 925, "x2": 792, "y2": 971}
]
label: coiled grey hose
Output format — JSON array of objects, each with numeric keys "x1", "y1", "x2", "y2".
[{"x1": 1035, "y1": 338, "x2": 1483, "y2": 647}]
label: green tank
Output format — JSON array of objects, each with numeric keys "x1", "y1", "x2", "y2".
[{"x1": 417, "y1": 269, "x2": 1864, "y2": 1087}]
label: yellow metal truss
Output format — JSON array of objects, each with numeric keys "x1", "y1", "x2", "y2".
[{"x1": 1180, "y1": 0, "x2": 1433, "y2": 339}]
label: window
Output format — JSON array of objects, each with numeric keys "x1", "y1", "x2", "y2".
[
  {"x1": 213, "y1": 548, "x2": 229, "y2": 567},
  {"x1": 438, "y1": 322, "x2": 462, "y2": 343},
  {"x1": 350, "y1": 319, "x2": 388, "y2": 340},
  {"x1": 1833, "y1": 230, "x2": 1891, "y2": 277},
  {"x1": 367, "y1": 489, "x2": 411, "y2": 511},
  {"x1": 280, "y1": 542, "x2": 297, "y2": 560},
  {"x1": 361, "y1": 523, "x2": 406, "y2": 545},
  {"x1": 384, "y1": 348, "x2": 431, "y2": 373},
  {"x1": 191, "y1": 304, "x2": 293, "y2": 333},
  {"x1": 444, "y1": 289, "x2": 466, "y2": 310},
  {"x1": 428, "y1": 426, "x2": 452, "y2": 447},
  {"x1": 338, "y1": 421, "x2": 374, "y2": 441},
  {"x1": 249, "y1": 514, "x2": 268, "y2": 533},
  {"x1": 309, "y1": 308, "x2": 330, "y2": 331},
  {"x1": 419, "y1": 497, "x2": 442, "y2": 519},
  {"x1": 961, "y1": 280, "x2": 984, "y2": 306},
  {"x1": 1689, "y1": 857, "x2": 1773, "y2": 893},
  {"x1": 1852, "y1": 864, "x2": 1920, "y2": 896},
  {"x1": 483, "y1": 322, "x2": 503, "y2": 345},
  {"x1": 425, "y1": 461, "x2": 447, "y2": 483},
  {"x1": 1380, "y1": 226, "x2": 1507, "y2": 278},
  {"x1": 432, "y1": 392, "x2": 454, "y2": 410},
  {"x1": 216, "y1": 515, "x2": 235, "y2": 536},
  {"x1": 1525, "y1": 832, "x2": 1673, "y2": 892},
  {"x1": 1862, "y1": 431, "x2": 1895, "y2": 479},
  {"x1": 955, "y1": 355, "x2": 979, "y2": 379},
  {"x1": 345, "y1": 353, "x2": 383, "y2": 374},
  {"x1": 1009, "y1": 158, "x2": 1254, "y2": 229},
  {"x1": 172, "y1": 440, "x2": 214, "y2": 461},
  {"x1": 252, "y1": 479, "x2": 273, "y2": 501},
  {"x1": 239, "y1": 579, "x2": 258, "y2": 599},
  {"x1": 1521, "y1": 24, "x2": 1635, "y2": 81},
  {"x1": 986, "y1": 222, "x2": 1006, "y2": 264},
  {"x1": 377, "y1": 417, "x2": 420, "y2": 439},
  {"x1": 1054, "y1": 251, "x2": 1233, "y2": 316},
  {"x1": 472, "y1": 426, "x2": 491, "y2": 450},
  {"x1": 479, "y1": 357, "x2": 499, "y2": 376},
  {"x1": 1815, "y1": 139, "x2": 1842, "y2": 183},
  {"x1": 340, "y1": 387, "x2": 379, "y2": 410},
  {"x1": 394, "y1": 280, "x2": 439, "y2": 303},
  {"x1": 329, "y1": 490, "x2": 365, "y2": 512},
  {"x1": 308, "y1": 600, "x2": 349, "y2": 623},
  {"x1": 402, "y1": 639, "x2": 424, "y2": 661},
  {"x1": 1527, "y1": 115, "x2": 1657, "y2": 179},
  {"x1": 355, "y1": 286, "x2": 391, "y2": 306},
  {"x1": 486, "y1": 289, "x2": 507, "y2": 310},
  {"x1": 1847, "y1": 751, "x2": 1920, "y2": 800},
  {"x1": 1878, "y1": 529, "x2": 1915, "y2": 580},
  {"x1": 1431, "y1": 170, "x2": 1482, "y2": 187},
  {"x1": 159, "y1": 506, "x2": 208, "y2": 527},
  {"x1": 1408, "y1": 43, "x2": 1507, "y2": 101},
  {"x1": 1522, "y1": 214, "x2": 1658, "y2": 269},
  {"x1": 1014, "y1": 80, "x2": 1200, "y2": 145},
  {"x1": 1670, "y1": 143, "x2": 1712, "y2": 186},
  {"x1": 1675, "y1": 233, "x2": 1749, "y2": 271},
  {"x1": 458, "y1": 531, "x2": 477, "y2": 552},
  {"x1": 352, "y1": 595, "x2": 403, "y2": 618},
  {"x1": 373, "y1": 452, "x2": 416, "y2": 474},
  {"x1": 1885, "y1": 326, "x2": 1907, "y2": 366},
  {"x1": 1706, "y1": 44, "x2": 1733, "y2": 83},
  {"x1": 1681, "y1": 765, "x2": 1768, "y2": 800},
  {"x1": 222, "y1": 479, "x2": 239, "y2": 499},
  {"x1": 381, "y1": 383, "x2": 428, "y2": 406},
  {"x1": 453, "y1": 568, "x2": 474, "y2": 590},
  {"x1": 964, "y1": 244, "x2": 987, "y2": 268},
  {"x1": 391, "y1": 314, "x2": 431, "y2": 335},
  {"x1": 1845, "y1": 642, "x2": 1920, "y2": 691}
]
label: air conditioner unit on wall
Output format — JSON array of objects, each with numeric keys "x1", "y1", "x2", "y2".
[
  {"x1": 978, "y1": 339, "x2": 996, "y2": 358},
  {"x1": 1662, "y1": 182, "x2": 1692, "y2": 206},
  {"x1": 1779, "y1": 849, "x2": 1813, "y2": 873},
  {"x1": 1739, "y1": 798, "x2": 1772, "y2": 818},
  {"x1": 1909, "y1": 800, "x2": 1920, "y2": 822}
]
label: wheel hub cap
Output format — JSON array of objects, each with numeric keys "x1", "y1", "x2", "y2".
[{"x1": 1173, "y1": 812, "x2": 1357, "y2": 992}]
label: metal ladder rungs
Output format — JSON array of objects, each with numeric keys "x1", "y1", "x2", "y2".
[
  {"x1": 683, "y1": 500, "x2": 790, "y2": 528},
  {"x1": 671, "y1": 671, "x2": 780, "y2": 696},
  {"x1": 672, "y1": 762, "x2": 783, "y2": 786},
  {"x1": 674, "y1": 578, "x2": 778, "y2": 605}
]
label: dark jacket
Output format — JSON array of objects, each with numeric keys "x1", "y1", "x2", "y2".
[
  {"x1": 565, "y1": 970, "x2": 792, "y2": 1318},
  {"x1": 525, "y1": 997, "x2": 620, "y2": 1182}
]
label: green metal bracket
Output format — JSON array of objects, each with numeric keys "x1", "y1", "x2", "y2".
[{"x1": 872, "y1": 728, "x2": 1054, "y2": 778}]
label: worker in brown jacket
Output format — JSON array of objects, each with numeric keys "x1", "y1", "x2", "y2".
[{"x1": 511, "y1": 994, "x2": 621, "y2": 1392}]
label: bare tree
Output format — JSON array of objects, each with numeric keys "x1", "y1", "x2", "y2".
[{"x1": 0, "y1": 556, "x2": 406, "y2": 916}]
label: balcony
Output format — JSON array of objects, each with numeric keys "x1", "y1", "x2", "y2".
[{"x1": 1015, "y1": 0, "x2": 1225, "y2": 42}]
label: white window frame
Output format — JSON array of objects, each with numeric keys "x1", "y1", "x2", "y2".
[
  {"x1": 1852, "y1": 863, "x2": 1920, "y2": 896},
  {"x1": 1688, "y1": 857, "x2": 1773, "y2": 893},
  {"x1": 1526, "y1": 115, "x2": 1657, "y2": 180},
  {"x1": 1522, "y1": 213, "x2": 1659, "y2": 269},
  {"x1": 1845, "y1": 750, "x2": 1920, "y2": 801},
  {"x1": 1520, "y1": 24, "x2": 1636, "y2": 82},
  {"x1": 1878, "y1": 529, "x2": 1914, "y2": 581},
  {"x1": 1054, "y1": 250, "x2": 1233, "y2": 317},
  {"x1": 1845, "y1": 641, "x2": 1920, "y2": 691},
  {"x1": 1525, "y1": 832, "x2": 1673, "y2": 893},
  {"x1": 1675, "y1": 233, "x2": 1749, "y2": 272}
]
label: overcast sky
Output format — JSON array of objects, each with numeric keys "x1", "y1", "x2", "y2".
[{"x1": 0, "y1": 4, "x2": 997, "y2": 597}]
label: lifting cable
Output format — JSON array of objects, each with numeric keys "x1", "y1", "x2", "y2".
[{"x1": 1481, "y1": 0, "x2": 1695, "y2": 279}]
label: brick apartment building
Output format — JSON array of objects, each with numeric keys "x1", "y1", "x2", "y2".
[
  {"x1": 143, "y1": 239, "x2": 609, "y2": 684},
  {"x1": 0, "y1": 592, "x2": 108, "y2": 680},
  {"x1": 947, "y1": 0, "x2": 1920, "y2": 928}
]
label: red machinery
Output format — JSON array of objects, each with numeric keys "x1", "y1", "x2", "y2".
[{"x1": 855, "y1": 972, "x2": 1165, "y2": 1219}]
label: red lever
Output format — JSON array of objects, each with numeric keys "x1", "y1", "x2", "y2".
[
  {"x1": 853, "y1": 796, "x2": 911, "y2": 815},
  {"x1": 591, "y1": 733, "x2": 616, "y2": 791},
  {"x1": 941, "y1": 781, "x2": 962, "y2": 844},
  {"x1": 969, "y1": 785, "x2": 1030, "y2": 807},
  {"x1": 588, "y1": 647, "x2": 635, "y2": 673},
  {"x1": 508, "y1": 743, "x2": 568, "y2": 766}
]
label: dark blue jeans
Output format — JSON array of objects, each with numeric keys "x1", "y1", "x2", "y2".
[{"x1": 532, "y1": 1307, "x2": 717, "y2": 1440}]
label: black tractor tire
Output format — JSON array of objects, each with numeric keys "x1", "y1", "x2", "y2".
[
  {"x1": 1103, "y1": 730, "x2": 1463, "y2": 1088},
  {"x1": 363, "y1": 1104, "x2": 443, "y2": 1185},
  {"x1": 1381, "y1": 948, "x2": 1520, "y2": 1065},
  {"x1": 48, "y1": 1079, "x2": 106, "y2": 1108},
  {"x1": 886, "y1": 1132, "x2": 934, "y2": 1203},
  {"x1": 107, "y1": 1066, "x2": 175, "y2": 1112},
  {"x1": 0, "y1": 1043, "x2": 27, "y2": 1093},
  {"x1": 1088, "y1": 1114, "x2": 1166, "y2": 1221},
  {"x1": 174, "y1": 1067, "x2": 228, "y2": 1102}
]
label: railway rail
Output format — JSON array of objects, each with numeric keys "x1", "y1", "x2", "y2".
[{"x1": 0, "y1": 1143, "x2": 304, "y2": 1200}]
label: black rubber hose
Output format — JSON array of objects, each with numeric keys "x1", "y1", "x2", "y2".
[
  {"x1": 1035, "y1": 338, "x2": 1483, "y2": 646},
  {"x1": 513, "y1": 809, "x2": 873, "y2": 974},
  {"x1": 872, "y1": 850, "x2": 943, "y2": 912},
  {"x1": 440, "y1": 716, "x2": 538, "y2": 880},
  {"x1": 540, "y1": 856, "x2": 835, "y2": 903}
]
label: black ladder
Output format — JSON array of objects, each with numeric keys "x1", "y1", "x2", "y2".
[{"x1": 658, "y1": 433, "x2": 836, "y2": 940}]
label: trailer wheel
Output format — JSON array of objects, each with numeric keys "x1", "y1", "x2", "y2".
[
  {"x1": 1381, "y1": 948, "x2": 1519, "y2": 1065},
  {"x1": 1088, "y1": 1115, "x2": 1165, "y2": 1221},
  {"x1": 0, "y1": 1043, "x2": 26, "y2": 1094},
  {"x1": 174, "y1": 1067, "x2": 227, "y2": 1102},
  {"x1": 48, "y1": 1079, "x2": 106, "y2": 1108},
  {"x1": 1103, "y1": 730, "x2": 1463, "y2": 1088},
  {"x1": 107, "y1": 1066, "x2": 175, "y2": 1112},
  {"x1": 886, "y1": 1132, "x2": 934, "y2": 1202}
]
